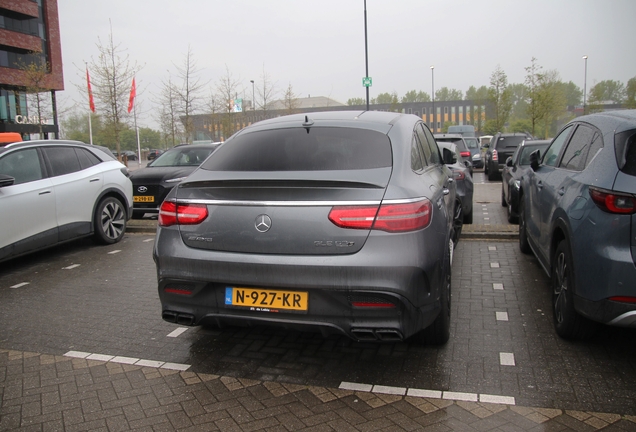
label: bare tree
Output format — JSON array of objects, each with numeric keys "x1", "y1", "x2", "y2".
[
  {"x1": 17, "y1": 52, "x2": 52, "y2": 139},
  {"x1": 89, "y1": 27, "x2": 139, "y2": 158},
  {"x1": 154, "y1": 74, "x2": 183, "y2": 147},
  {"x1": 174, "y1": 46, "x2": 206, "y2": 143},
  {"x1": 525, "y1": 57, "x2": 543, "y2": 136},
  {"x1": 257, "y1": 65, "x2": 278, "y2": 112},
  {"x1": 283, "y1": 83, "x2": 299, "y2": 115},
  {"x1": 215, "y1": 65, "x2": 241, "y2": 139}
]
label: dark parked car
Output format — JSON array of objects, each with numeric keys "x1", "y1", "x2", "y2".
[
  {"x1": 147, "y1": 149, "x2": 164, "y2": 160},
  {"x1": 518, "y1": 110, "x2": 636, "y2": 339},
  {"x1": 0, "y1": 140, "x2": 133, "y2": 263},
  {"x1": 484, "y1": 132, "x2": 532, "y2": 180},
  {"x1": 437, "y1": 141, "x2": 474, "y2": 240},
  {"x1": 434, "y1": 133, "x2": 475, "y2": 174},
  {"x1": 129, "y1": 143, "x2": 221, "y2": 219},
  {"x1": 154, "y1": 111, "x2": 457, "y2": 345},
  {"x1": 501, "y1": 140, "x2": 550, "y2": 223}
]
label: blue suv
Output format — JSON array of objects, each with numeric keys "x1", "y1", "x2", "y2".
[{"x1": 518, "y1": 110, "x2": 636, "y2": 339}]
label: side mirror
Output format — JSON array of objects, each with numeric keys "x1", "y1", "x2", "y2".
[
  {"x1": 530, "y1": 150, "x2": 540, "y2": 171},
  {"x1": 0, "y1": 174, "x2": 15, "y2": 188},
  {"x1": 443, "y1": 148, "x2": 457, "y2": 165},
  {"x1": 506, "y1": 157, "x2": 513, "y2": 167}
]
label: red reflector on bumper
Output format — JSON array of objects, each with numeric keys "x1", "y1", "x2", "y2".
[
  {"x1": 165, "y1": 288, "x2": 193, "y2": 295},
  {"x1": 609, "y1": 296, "x2": 636, "y2": 304}
]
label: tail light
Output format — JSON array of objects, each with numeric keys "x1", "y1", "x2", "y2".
[
  {"x1": 452, "y1": 170, "x2": 465, "y2": 180},
  {"x1": 329, "y1": 199, "x2": 432, "y2": 232},
  {"x1": 460, "y1": 151, "x2": 471, "y2": 159},
  {"x1": 492, "y1": 149, "x2": 498, "y2": 161},
  {"x1": 589, "y1": 187, "x2": 636, "y2": 215},
  {"x1": 608, "y1": 296, "x2": 636, "y2": 303},
  {"x1": 158, "y1": 201, "x2": 209, "y2": 226}
]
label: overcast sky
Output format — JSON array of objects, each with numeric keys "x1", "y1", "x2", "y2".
[{"x1": 57, "y1": 0, "x2": 635, "y2": 128}]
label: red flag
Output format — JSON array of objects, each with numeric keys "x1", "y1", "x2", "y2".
[
  {"x1": 86, "y1": 68, "x2": 95, "y2": 113},
  {"x1": 128, "y1": 77, "x2": 136, "y2": 113}
]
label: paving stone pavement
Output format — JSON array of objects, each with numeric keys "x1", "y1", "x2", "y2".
[
  {"x1": 2, "y1": 349, "x2": 636, "y2": 431},
  {"x1": 3, "y1": 172, "x2": 636, "y2": 431}
]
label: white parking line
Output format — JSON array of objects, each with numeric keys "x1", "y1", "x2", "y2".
[
  {"x1": 107, "y1": 250, "x2": 121, "y2": 255},
  {"x1": 493, "y1": 283, "x2": 504, "y2": 290},
  {"x1": 10, "y1": 282, "x2": 29, "y2": 289},
  {"x1": 64, "y1": 351, "x2": 190, "y2": 370},
  {"x1": 490, "y1": 262, "x2": 500, "y2": 268},
  {"x1": 167, "y1": 327, "x2": 188, "y2": 338},
  {"x1": 339, "y1": 382, "x2": 515, "y2": 406},
  {"x1": 488, "y1": 246, "x2": 496, "y2": 251},
  {"x1": 63, "y1": 264, "x2": 80, "y2": 270},
  {"x1": 500, "y1": 352, "x2": 516, "y2": 366},
  {"x1": 143, "y1": 238, "x2": 154, "y2": 242}
]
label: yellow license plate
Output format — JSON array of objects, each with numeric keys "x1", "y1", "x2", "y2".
[
  {"x1": 134, "y1": 196, "x2": 154, "y2": 202},
  {"x1": 225, "y1": 287, "x2": 308, "y2": 311}
]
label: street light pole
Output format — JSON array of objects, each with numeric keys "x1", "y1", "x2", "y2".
[
  {"x1": 431, "y1": 65, "x2": 435, "y2": 132},
  {"x1": 250, "y1": 80, "x2": 255, "y2": 111},
  {"x1": 582, "y1": 55, "x2": 588, "y2": 115},
  {"x1": 364, "y1": 0, "x2": 370, "y2": 111}
]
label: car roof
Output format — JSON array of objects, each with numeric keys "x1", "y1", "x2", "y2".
[
  {"x1": 574, "y1": 109, "x2": 636, "y2": 134},
  {"x1": 434, "y1": 133, "x2": 464, "y2": 139},
  {"x1": 0, "y1": 139, "x2": 116, "y2": 160}
]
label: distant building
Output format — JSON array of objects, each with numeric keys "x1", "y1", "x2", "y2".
[
  {"x1": 0, "y1": 0, "x2": 64, "y2": 138},
  {"x1": 189, "y1": 97, "x2": 489, "y2": 142}
]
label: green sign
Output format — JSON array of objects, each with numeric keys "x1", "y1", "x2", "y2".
[{"x1": 362, "y1": 77, "x2": 372, "y2": 87}]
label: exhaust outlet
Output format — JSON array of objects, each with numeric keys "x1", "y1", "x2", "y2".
[
  {"x1": 176, "y1": 313, "x2": 195, "y2": 326},
  {"x1": 375, "y1": 329, "x2": 403, "y2": 342},
  {"x1": 162, "y1": 311, "x2": 178, "y2": 323},
  {"x1": 351, "y1": 328, "x2": 377, "y2": 341}
]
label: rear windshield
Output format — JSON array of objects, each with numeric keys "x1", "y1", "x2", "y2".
[
  {"x1": 150, "y1": 146, "x2": 217, "y2": 167},
  {"x1": 201, "y1": 127, "x2": 392, "y2": 171},
  {"x1": 497, "y1": 136, "x2": 526, "y2": 148},
  {"x1": 436, "y1": 138, "x2": 466, "y2": 150},
  {"x1": 618, "y1": 130, "x2": 636, "y2": 176}
]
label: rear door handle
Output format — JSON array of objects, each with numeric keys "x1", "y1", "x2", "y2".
[{"x1": 39, "y1": 190, "x2": 51, "y2": 195}]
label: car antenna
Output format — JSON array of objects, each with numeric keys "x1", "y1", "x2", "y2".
[{"x1": 302, "y1": 115, "x2": 314, "y2": 133}]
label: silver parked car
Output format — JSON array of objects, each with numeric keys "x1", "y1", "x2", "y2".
[
  {"x1": 519, "y1": 110, "x2": 636, "y2": 338},
  {"x1": 0, "y1": 140, "x2": 133, "y2": 263},
  {"x1": 437, "y1": 140, "x2": 474, "y2": 237},
  {"x1": 154, "y1": 111, "x2": 457, "y2": 344}
]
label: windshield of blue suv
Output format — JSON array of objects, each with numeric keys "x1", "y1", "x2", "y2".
[{"x1": 149, "y1": 147, "x2": 216, "y2": 167}]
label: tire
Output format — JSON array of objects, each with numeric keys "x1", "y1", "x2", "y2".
[
  {"x1": 552, "y1": 240, "x2": 595, "y2": 339},
  {"x1": 518, "y1": 199, "x2": 531, "y2": 254},
  {"x1": 418, "y1": 239, "x2": 452, "y2": 345},
  {"x1": 452, "y1": 200, "x2": 463, "y2": 245},
  {"x1": 463, "y1": 209, "x2": 473, "y2": 225},
  {"x1": 94, "y1": 196, "x2": 127, "y2": 244},
  {"x1": 488, "y1": 165, "x2": 499, "y2": 181},
  {"x1": 501, "y1": 186, "x2": 507, "y2": 207},
  {"x1": 507, "y1": 201, "x2": 518, "y2": 224}
]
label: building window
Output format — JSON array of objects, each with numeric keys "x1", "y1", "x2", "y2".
[{"x1": 444, "y1": 106, "x2": 448, "y2": 114}]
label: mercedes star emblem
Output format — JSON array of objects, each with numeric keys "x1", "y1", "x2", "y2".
[{"x1": 255, "y1": 214, "x2": 272, "y2": 233}]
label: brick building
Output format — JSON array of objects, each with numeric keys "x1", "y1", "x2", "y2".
[{"x1": 0, "y1": 0, "x2": 63, "y2": 138}]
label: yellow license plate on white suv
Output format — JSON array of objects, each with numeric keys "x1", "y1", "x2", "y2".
[{"x1": 225, "y1": 287, "x2": 308, "y2": 311}]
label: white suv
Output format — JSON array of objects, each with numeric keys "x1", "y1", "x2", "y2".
[{"x1": 0, "y1": 140, "x2": 133, "y2": 262}]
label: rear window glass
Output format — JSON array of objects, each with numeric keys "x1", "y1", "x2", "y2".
[
  {"x1": 151, "y1": 146, "x2": 216, "y2": 167},
  {"x1": 202, "y1": 127, "x2": 392, "y2": 171},
  {"x1": 621, "y1": 132, "x2": 636, "y2": 176},
  {"x1": 497, "y1": 136, "x2": 526, "y2": 148}
]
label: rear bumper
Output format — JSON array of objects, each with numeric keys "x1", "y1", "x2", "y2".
[
  {"x1": 154, "y1": 227, "x2": 448, "y2": 341},
  {"x1": 575, "y1": 295, "x2": 636, "y2": 327}
]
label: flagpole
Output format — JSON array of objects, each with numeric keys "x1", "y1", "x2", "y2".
[
  {"x1": 134, "y1": 101, "x2": 141, "y2": 167},
  {"x1": 86, "y1": 63, "x2": 94, "y2": 144}
]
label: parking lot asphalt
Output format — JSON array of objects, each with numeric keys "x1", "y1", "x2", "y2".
[{"x1": 1, "y1": 171, "x2": 635, "y2": 431}]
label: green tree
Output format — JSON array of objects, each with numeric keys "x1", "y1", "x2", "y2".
[
  {"x1": 624, "y1": 76, "x2": 636, "y2": 109},
  {"x1": 559, "y1": 81, "x2": 582, "y2": 107},
  {"x1": 375, "y1": 92, "x2": 396, "y2": 104},
  {"x1": 488, "y1": 65, "x2": 512, "y2": 132},
  {"x1": 17, "y1": 51, "x2": 52, "y2": 139},
  {"x1": 435, "y1": 87, "x2": 463, "y2": 101},
  {"x1": 347, "y1": 97, "x2": 366, "y2": 105},
  {"x1": 524, "y1": 57, "x2": 543, "y2": 136},
  {"x1": 588, "y1": 79, "x2": 626, "y2": 104},
  {"x1": 401, "y1": 90, "x2": 430, "y2": 103},
  {"x1": 536, "y1": 70, "x2": 567, "y2": 138},
  {"x1": 509, "y1": 83, "x2": 528, "y2": 121},
  {"x1": 465, "y1": 85, "x2": 488, "y2": 133}
]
